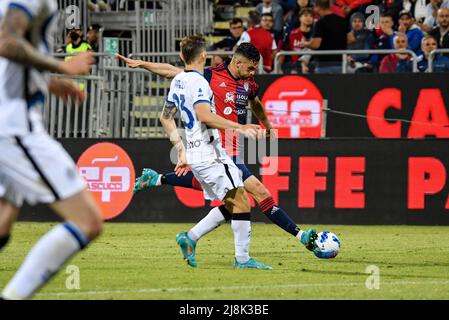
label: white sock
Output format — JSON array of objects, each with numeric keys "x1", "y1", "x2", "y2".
[
  {"x1": 297, "y1": 230, "x2": 304, "y2": 241},
  {"x1": 188, "y1": 207, "x2": 226, "y2": 242},
  {"x1": 1, "y1": 223, "x2": 88, "y2": 300},
  {"x1": 231, "y1": 219, "x2": 251, "y2": 263},
  {"x1": 155, "y1": 175, "x2": 162, "y2": 186}
]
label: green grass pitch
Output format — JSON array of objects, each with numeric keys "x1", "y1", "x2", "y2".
[{"x1": 1, "y1": 222, "x2": 449, "y2": 300}]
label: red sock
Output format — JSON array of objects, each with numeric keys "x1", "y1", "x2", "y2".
[{"x1": 259, "y1": 197, "x2": 276, "y2": 214}]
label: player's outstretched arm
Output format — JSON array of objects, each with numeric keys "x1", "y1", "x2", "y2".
[
  {"x1": 195, "y1": 103, "x2": 262, "y2": 139},
  {"x1": 115, "y1": 53, "x2": 182, "y2": 79},
  {"x1": 0, "y1": 7, "x2": 93, "y2": 75}
]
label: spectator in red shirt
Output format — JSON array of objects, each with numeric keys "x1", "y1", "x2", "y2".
[
  {"x1": 242, "y1": 10, "x2": 278, "y2": 72},
  {"x1": 280, "y1": 8, "x2": 314, "y2": 73},
  {"x1": 379, "y1": 32, "x2": 411, "y2": 72}
]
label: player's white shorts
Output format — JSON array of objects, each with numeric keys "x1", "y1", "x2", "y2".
[
  {"x1": 190, "y1": 159, "x2": 244, "y2": 201},
  {"x1": 0, "y1": 132, "x2": 86, "y2": 207}
]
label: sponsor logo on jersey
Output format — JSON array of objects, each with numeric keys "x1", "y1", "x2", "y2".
[
  {"x1": 244, "y1": 81, "x2": 249, "y2": 92},
  {"x1": 220, "y1": 82, "x2": 227, "y2": 88},
  {"x1": 77, "y1": 142, "x2": 135, "y2": 220},
  {"x1": 224, "y1": 92, "x2": 235, "y2": 103},
  {"x1": 223, "y1": 106, "x2": 232, "y2": 116},
  {"x1": 187, "y1": 139, "x2": 202, "y2": 149},
  {"x1": 236, "y1": 94, "x2": 248, "y2": 102},
  {"x1": 235, "y1": 108, "x2": 246, "y2": 116},
  {"x1": 224, "y1": 106, "x2": 233, "y2": 115}
]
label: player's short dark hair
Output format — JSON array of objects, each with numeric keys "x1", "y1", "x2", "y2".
[
  {"x1": 180, "y1": 35, "x2": 206, "y2": 64},
  {"x1": 315, "y1": 0, "x2": 330, "y2": 10},
  {"x1": 234, "y1": 42, "x2": 260, "y2": 63},
  {"x1": 230, "y1": 18, "x2": 243, "y2": 26}
]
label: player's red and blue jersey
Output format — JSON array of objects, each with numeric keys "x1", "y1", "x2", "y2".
[{"x1": 203, "y1": 63, "x2": 259, "y2": 156}]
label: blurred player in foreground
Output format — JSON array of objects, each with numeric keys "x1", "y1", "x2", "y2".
[
  {"x1": 159, "y1": 35, "x2": 272, "y2": 269},
  {"x1": 117, "y1": 43, "x2": 318, "y2": 254},
  {"x1": 0, "y1": 0, "x2": 102, "y2": 299}
]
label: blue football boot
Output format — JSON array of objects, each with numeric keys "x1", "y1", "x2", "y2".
[
  {"x1": 233, "y1": 258, "x2": 272, "y2": 270},
  {"x1": 133, "y1": 168, "x2": 160, "y2": 193},
  {"x1": 176, "y1": 232, "x2": 197, "y2": 268},
  {"x1": 300, "y1": 228, "x2": 318, "y2": 252}
]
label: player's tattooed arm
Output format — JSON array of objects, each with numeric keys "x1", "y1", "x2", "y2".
[
  {"x1": 161, "y1": 101, "x2": 178, "y2": 120},
  {"x1": 115, "y1": 54, "x2": 182, "y2": 79},
  {"x1": 0, "y1": 8, "x2": 93, "y2": 75},
  {"x1": 249, "y1": 96, "x2": 274, "y2": 132},
  {"x1": 160, "y1": 101, "x2": 183, "y2": 147},
  {"x1": 159, "y1": 101, "x2": 188, "y2": 175}
]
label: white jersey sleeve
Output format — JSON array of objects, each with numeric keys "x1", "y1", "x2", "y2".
[{"x1": 1, "y1": 0, "x2": 43, "y2": 18}]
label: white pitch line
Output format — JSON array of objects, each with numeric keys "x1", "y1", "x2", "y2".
[{"x1": 36, "y1": 279, "x2": 449, "y2": 297}]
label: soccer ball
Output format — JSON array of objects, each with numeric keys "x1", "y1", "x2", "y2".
[{"x1": 313, "y1": 231, "x2": 340, "y2": 259}]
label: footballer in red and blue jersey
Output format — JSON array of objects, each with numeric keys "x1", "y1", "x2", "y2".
[{"x1": 204, "y1": 62, "x2": 259, "y2": 157}]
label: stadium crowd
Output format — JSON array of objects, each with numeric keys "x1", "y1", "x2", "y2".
[{"x1": 210, "y1": 0, "x2": 449, "y2": 73}]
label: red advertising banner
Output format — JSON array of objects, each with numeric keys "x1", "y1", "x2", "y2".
[{"x1": 261, "y1": 76, "x2": 323, "y2": 138}]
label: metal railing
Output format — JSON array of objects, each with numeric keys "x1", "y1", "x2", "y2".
[
  {"x1": 428, "y1": 49, "x2": 449, "y2": 72},
  {"x1": 44, "y1": 74, "x2": 106, "y2": 138},
  {"x1": 89, "y1": 0, "x2": 214, "y2": 54},
  {"x1": 274, "y1": 49, "x2": 419, "y2": 74}
]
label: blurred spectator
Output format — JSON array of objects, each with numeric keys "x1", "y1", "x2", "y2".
[
  {"x1": 379, "y1": 33, "x2": 411, "y2": 72},
  {"x1": 64, "y1": 29, "x2": 92, "y2": 59},
  {"x1": 335, "y1": 0, "x2": 372, "y2": 18},
  {"x1": 274, "y1": 0, "x2": 296, "y2": 12},
  {"x1": 372, "y1": 0, "x2": 403, "y2": 24},
  {"x1": 210, "y1": 18, "x2": 249, "y2": 51},
  {"x1": 347, "y1": 12, "x2": 374, "y2": 72},
  {"x1": 209, "y1": 18, "x2": 248, "y2": 66},
  {"x1": 418, "y1": 0, "x2": 449, "y2": 32},
  {"x1": 370, "y1": 13, "x2": 395, "y2": 69},
  {"x1": 87, "y1": 24, "x2": 102, "y2": 52},
  {"x1": 429, "y1": 7, "x2": 449, "y2": 48},
  {"x1": 280, "y1": 8, "x2": 314, "y2": 73},
  {"x1": 285, "y1": 0, "x2": 314, "y2": 32},
  {"x1": 301, "y1": 0, "x2": 349, "y2": 73},
  {"x1": 260, "y1": 13, "x2": 282, "y2": 43},
  {"x1": 243, "y1": 10, "x2": 278, "y2": 72},
  {"x1": 391, "y1": 10, "x2": 424, "y2": 55},
  {"x1": 398, "y1": 34, "x2": 449, "y2": 71},
  {"x1": 401, "y1": 0, "x2": 428, "y2": 22},
  {"x1": 256, "y1": 0, "x2": 284, "y2": 40}
]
